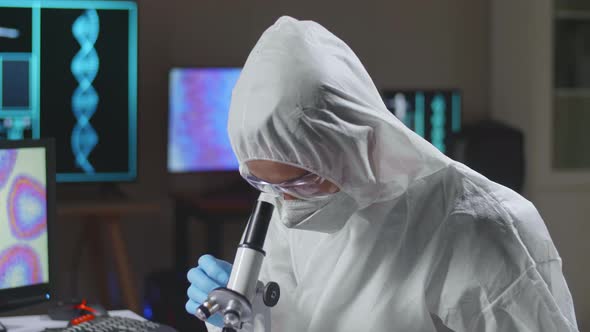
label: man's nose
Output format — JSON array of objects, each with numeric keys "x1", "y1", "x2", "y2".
[{"x1": 283, "y1": 193, "x2": 298, "y2": 200}]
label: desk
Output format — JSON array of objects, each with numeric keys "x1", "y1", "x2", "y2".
[
  {"x1": 0, "y1": 310, "x2": 143, "y2": 332},
  {"x1": 58, "y1": 200, "x2": 165, "y2": 313}
]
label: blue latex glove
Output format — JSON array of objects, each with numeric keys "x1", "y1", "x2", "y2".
[{"x1": 186, "y1": 254, "x2": 233, "y2": 328}]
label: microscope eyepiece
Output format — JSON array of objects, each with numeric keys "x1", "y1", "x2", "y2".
[{"x1": 242, "y1": 201, "x2": 274, "y2": 251}]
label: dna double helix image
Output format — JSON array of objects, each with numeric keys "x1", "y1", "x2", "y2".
[{"x1": 71, "y1": 9, "x2": 100, "y2": 173}]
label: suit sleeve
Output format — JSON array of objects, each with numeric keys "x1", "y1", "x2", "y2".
[{"x1": 471, "y1": 262, "x2": 578, "y2": 331}]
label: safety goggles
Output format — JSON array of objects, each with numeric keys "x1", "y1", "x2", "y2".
[{"x1": 239, "y1": 164, "x2": 334, "y2": 200}]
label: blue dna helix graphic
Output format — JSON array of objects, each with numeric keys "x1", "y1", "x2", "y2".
[{"x1": 71, "y1": 9, "x2": 100, "y2": 173}]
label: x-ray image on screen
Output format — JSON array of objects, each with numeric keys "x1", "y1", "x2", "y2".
[
  {"x1": 0, "y1": 0, "x2": 137, "y2": 182},
  {"x1": 382, "y1": 90, "x2": 461, "y2": 154},
  {"x1": 168, "y1": 68, "x2": 241, "y2": 173}
]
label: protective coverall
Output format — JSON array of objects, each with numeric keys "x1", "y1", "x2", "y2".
[{"x1": 206, "y1": 16, "x2": 579, "y2": 332}]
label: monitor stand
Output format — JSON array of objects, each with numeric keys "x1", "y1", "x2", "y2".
[{"x1": 98, "y1": 183, "x2": 127, "y2": 200}]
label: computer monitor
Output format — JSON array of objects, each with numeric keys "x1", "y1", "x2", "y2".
[
  {"x1": 382, "y1": 90, "x2": 461, "y2": 154},
  {"x1": 0, "y1": 139, "x2": 55, "y2": 311},
  {"x1": 167, "y1": 67, "x2": 241, "y2": 173},
  {"x1": 0, "y1": 0, "x2": 137, "y2": 182}
]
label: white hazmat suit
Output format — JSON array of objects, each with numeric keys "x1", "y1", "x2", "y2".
[{"x1": 214, "y1": 16, "x2": 579, "y2": 331}]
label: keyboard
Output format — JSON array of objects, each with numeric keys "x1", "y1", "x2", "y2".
[{"x1": 48, "y1": 316, "x2": 177, "y2": 332}]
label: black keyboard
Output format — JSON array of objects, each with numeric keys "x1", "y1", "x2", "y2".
[{"x1": 48, "y1": 316, "x2": 177, "y2": 332}]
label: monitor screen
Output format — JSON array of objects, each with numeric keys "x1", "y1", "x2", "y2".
[
  {"x1": 0, "y1": 0, "x2": 137, "y2": 182},
  {"x1": 0, "y1": 139, "x2": 55, "y2": 311},
  {"x1": 382, "y1": 90, "x2": 461, "y2": 154},
  {"x1": 168, "y1": 68, "x2": 241, "y2": 173}
]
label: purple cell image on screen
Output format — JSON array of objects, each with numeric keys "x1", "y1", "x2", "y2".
[
  {"x1": 8, "y1": 175, "x2": 46, "y2": 240},
  {"x1": 0, "y1": 245, "x2": 43, "y2": 288},
  {"x1": 168, "y1": 68, "x2": 241, "y2": 172},
  {"x1": 0, "y1": 150, "x2": 17, "y2": 189}
]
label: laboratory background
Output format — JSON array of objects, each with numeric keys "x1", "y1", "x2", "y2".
[{"x1": 0, "y1": 0, "x2": 589, "y2": 331}]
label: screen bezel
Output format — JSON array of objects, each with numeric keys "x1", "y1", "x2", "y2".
[{"x1": 0, "y1": 138, "x2": 56, "y2": 312}]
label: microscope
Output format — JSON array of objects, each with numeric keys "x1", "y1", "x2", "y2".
[{"x1": 195, "y1": 199, "x2": 280, "y2": 332}]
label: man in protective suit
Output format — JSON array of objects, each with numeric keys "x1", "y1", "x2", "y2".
[{"x1": 186, "y1": 16, "x2": 579, "y2": 331}]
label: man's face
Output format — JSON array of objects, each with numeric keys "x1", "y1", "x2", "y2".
[{"x1": 245, "y1": 160, "x2": 339, "y2": 200}]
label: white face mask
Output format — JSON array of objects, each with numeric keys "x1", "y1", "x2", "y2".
[{"x1": 276, "y1": 191, "x2": 359, "y2": 234}]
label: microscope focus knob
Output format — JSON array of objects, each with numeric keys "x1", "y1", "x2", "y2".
[{"x1": 263, "y1": 282, "x2": 280, "y2": 307}]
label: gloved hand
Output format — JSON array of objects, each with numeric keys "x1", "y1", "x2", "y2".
[{"x1": 186, "y1": 254, "x2": 233, "y2": 328}]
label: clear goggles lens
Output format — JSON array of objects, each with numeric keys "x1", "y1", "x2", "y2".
[{"x1": 239, "y1": 164, "x2": 334, "y2": 200}]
